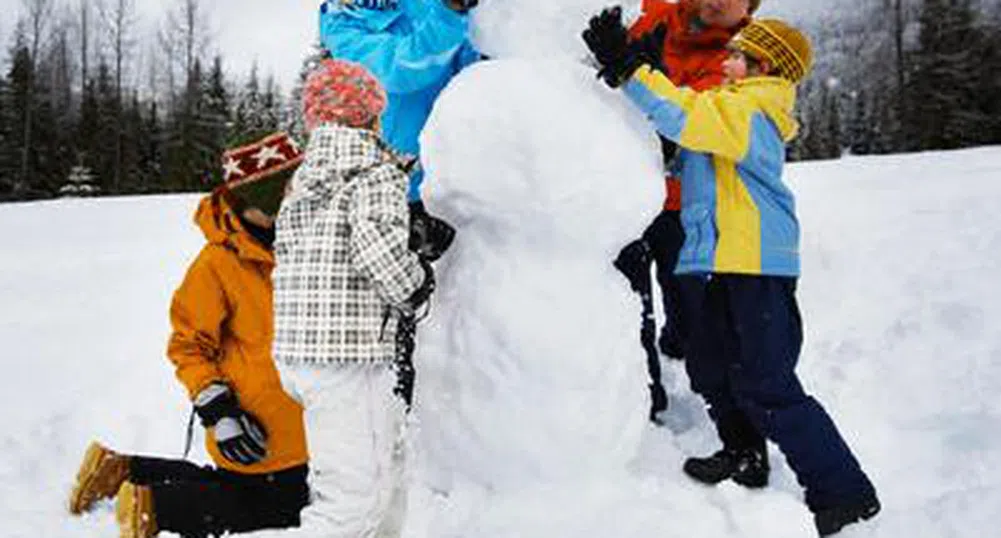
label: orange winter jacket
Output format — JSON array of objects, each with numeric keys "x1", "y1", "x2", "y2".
[
  {"x1": 167, "y1": 190, "x2": 308, "y2": 474},
  {"x1": 629, "y1": 0, "x2": 747, "y2": 210}
]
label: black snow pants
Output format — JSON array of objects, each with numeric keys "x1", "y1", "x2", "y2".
[
  {"x1": 130, "y1": 457, "x2": 309, "y2": 538},
  {"x1": 643, "y1": 209, "x2": 686, "y2": 358}
]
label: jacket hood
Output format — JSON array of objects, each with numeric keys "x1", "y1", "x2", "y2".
[
  {"x1": 326, "y1": 0, "x2": 404, "y2": 32},
  {"x1": 194, "y1": 190, "x2": 274, "y2": 264},
  {"x1": 294, "y1": 124, "x2": 413, "y2": 195},
  {"x1": 732, "y1": 76, "x2": 800, "y2": 142}
]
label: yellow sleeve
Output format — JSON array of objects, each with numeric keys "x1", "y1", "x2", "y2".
[{"x1": 626, "y1": 66, "x2": 757, "y2": 162}]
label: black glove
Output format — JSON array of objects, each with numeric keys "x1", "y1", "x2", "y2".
[
  {"x1": 445, "y1": 0, "x2": 478, "y2": 13},
  {"x1": 582, "y1": 6, "x2": 644, "y2": 88},
  {"x1": 409, "y1": 202, "x2": 457, "y2": 262},
  {"x1": 613, "y1": 237, "x2": 653, "y2": 294},
  {"x1": 194, "y1": 383, "x2": 268, "y2": 466}
]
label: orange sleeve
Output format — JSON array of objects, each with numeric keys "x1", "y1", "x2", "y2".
[{"x1": 166, "y1": 247, "x2": 228, "y2": 399}]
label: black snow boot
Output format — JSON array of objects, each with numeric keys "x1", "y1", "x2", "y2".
[
  {"x1": 683, "y1": 447, "x2": 769, "y2": 488},
  {"x1": 813, "y1": 494, "x2": 881, "y2": 536}
]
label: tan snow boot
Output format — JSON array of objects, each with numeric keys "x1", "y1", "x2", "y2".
[
  {"x1": 68, "y1": 441, "x2": 131, "y2": 514},
  {"x1": 116, "y1": 482, "x2": 157, "y2": 538}
]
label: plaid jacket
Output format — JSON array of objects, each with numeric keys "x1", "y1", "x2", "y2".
[{"x1": 272, "y1": 124, "x2": 426, "y2": 365}]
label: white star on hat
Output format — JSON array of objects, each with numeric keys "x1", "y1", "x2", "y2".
[
  {"x1": 222, "y1": 157, "x2": 243, "y2": 181},
  {"x1": 253, "y1": 145, "x2": 283, "y2": 168}
]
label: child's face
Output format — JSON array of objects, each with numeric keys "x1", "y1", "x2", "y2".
[
  {"x1": 697, "y1": 0, "x2": 750, "y2": 29},
  {"x1": 242, "y1": 207, "x2": 276, "y2": 229},
  {"x1": 722, "y1": 49, "x2": 750, "y2": 84}
]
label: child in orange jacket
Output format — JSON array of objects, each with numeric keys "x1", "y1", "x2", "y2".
[{"x1": 68, "y1": 132, "x2": 310, "y2": 538}]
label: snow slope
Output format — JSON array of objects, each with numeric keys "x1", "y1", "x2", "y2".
[{"x1": 1, "y1": 146, "x2": 999, "y2": 537}]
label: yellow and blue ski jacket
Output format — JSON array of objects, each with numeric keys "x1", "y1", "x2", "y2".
[
  {"x1": 319, "y1": 0, "x2": 480, "y2": 202},
  {"x1": 623, "y1": 66, "x2": 802, "y2": 277}
]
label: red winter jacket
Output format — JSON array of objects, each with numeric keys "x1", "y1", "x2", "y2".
[{"x1": 628, "y1": 0, "x2": 747, "y2": 210}]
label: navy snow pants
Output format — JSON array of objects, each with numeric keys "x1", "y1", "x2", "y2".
[{"x1": 678, "y1": 273, "x2": 876, "y2": 511}]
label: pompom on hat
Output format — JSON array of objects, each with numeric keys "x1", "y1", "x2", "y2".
[
  {"x1": 302, "y1": 58, "x2": 388, "y2": 131},
  {"x1": 220, "y1": 131, "x2": 304, "y2": 216},
  {"x1": 731, "y1": 18, "x2": 813, "y2": 84}
]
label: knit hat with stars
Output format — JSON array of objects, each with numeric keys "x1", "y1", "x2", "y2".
[{"x1": 221, "y1": 131, "x2": 305, "y2": 216}]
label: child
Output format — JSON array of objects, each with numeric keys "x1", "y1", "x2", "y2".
[
  {"x1": 271, "y1": 58, "x2": 433, "y2": 538},
  {"x1": 319, "y1": 0, "x2": 479, "y2": 258},
  {"x1": 594, "y1": 0, "x2": 761, "y2": 424},
  {"x1": 584, "y1": 16, "x2": 880, "y2": 536},
  {"x1": 67, "y1": 132, "x2": 310, "y2": 538}
]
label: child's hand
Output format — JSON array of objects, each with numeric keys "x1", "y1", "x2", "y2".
[
  {"x1": 582, "y1": 6, "x2": 642, "y2": 88},
  {"x1": 445, "y1": 0, "x2": 478, "y2": 13}
]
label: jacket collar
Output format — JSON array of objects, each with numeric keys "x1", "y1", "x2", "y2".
[
  {"x1": 296, "y1": 122, "x2": 410, "y2": 192},
  {"x1": 194, "y1": 190, "x2": 274, "y2": 265},
  {"x1": 729, "y1": 76, "x2": 800, "y2": 142}
]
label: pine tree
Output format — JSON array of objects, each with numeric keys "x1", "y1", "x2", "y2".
[
  {"x1": 909, "y1": 0, "x2": 987, "y2": 150},
  {"x1": 94, "y1": 61, "x2": 119, "y2": 193},
  {"x1": 2, "y1": 35, "x2": 32, "y2": 196},
  {"x1": 120, "y1": 91, "x2": 144, "y2": 192},
  {"x1": 139, "y1": 100, "x2": 163, "y2": 191},
  {"x1": 76, "y1": 78, "x2": 101, "y2": 181},
  {"x1": 286, "y1": 41, "x2": 328, "y2": 141},
  {"x1": 231, "y1": 63, "x2": 261, "y2": 137},
  {"x1": 0, "y1": 74, "x2": 10, "y2": 198}
]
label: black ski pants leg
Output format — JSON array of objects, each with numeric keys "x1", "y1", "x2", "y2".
[
  {"x1": 129, "y1": 457, "x2": 309, "y2": 538},
  {"x1": 643, "y1": 210, "x2": 685, "y2": 358}
]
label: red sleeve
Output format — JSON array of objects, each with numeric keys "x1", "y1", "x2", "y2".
[{"x1": 628, "y1": 0, "x2": 673, "y2": 39}]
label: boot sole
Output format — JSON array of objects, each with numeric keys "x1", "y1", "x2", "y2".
[
  {"x1": 68, "y1": 442, "x2": 109, "y2": 514},
  {"x1": 817, "y1": 499, "x2": 881, "y2": 536},
  {"x1": 116, "y1": 483, "x2": 156, "y2": 538},
  {"x1": 732, "y1": 474, "x2": 769, "y2": 489}
]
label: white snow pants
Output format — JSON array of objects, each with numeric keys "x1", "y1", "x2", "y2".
[{"x1": 278, "y1": 362, "x2": 407, "y2": 538}]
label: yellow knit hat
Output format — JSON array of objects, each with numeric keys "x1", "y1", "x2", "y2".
[{"x1": 731, "y1": 18, "x2": 813, "y2": 83}]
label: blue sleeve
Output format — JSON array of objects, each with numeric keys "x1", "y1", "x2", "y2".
[{"x1": 320, "y1": 1, "x2": 472, "y2": 94}]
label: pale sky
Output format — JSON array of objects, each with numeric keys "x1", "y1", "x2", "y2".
[{"x1": 0, "y1": 0, "x2": 815, "y2": 91}]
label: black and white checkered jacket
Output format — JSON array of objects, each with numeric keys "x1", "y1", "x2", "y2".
[{"x1": 272, "y1": 124, "x2": 426, "y2": 365}]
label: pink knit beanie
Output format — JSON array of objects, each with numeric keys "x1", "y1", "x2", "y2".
[{"x1": 302, "y1": 59, "x2": 387, "y2": 131}]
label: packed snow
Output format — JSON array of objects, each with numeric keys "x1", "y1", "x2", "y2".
[
  {"x1": 1, "y1": 1, "x2": 1000, "y2": 537},
  {"x1": 2, "y1": 146, "x2": 1000, "y2": 538},
  {"x1": 414, "y1": 57, "x2": 661, "y2": 492}
]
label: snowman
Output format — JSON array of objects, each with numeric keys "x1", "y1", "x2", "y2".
[{"x1": 413, "y1": 57, "x2": 664, "y2": 494}]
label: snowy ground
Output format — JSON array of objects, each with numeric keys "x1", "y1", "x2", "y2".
[{"x1": 1, "y1": 146, "x2": 999, "y2": 538}]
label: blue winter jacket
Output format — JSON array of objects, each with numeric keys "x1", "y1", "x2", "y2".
[{"x1": 319, "y1": 0, "x2": 480, "y2": 202}]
